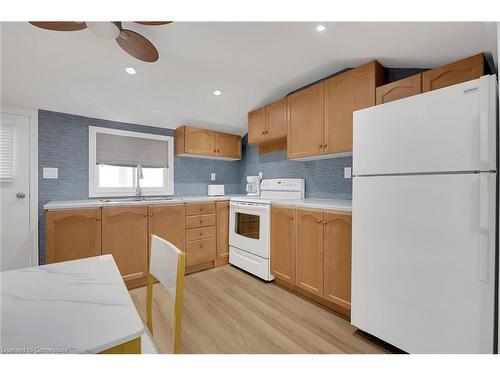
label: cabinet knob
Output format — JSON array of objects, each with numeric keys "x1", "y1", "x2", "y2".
[
  {"x1": 96, "y1": 217, "x2": 100, "y2": 221},
  {"x1": 262, "y1": 131, "x2": 265, "y2": 135},
  {"x1": 199, "y1": 219, "x2": 203, "y2": 223},
  {"x1": 317, "y1": 219, "x2": 322, "y2": 223},
  {"x1": 200, "y1": 244, "x2": 205, "y2": 248},
  {"x1": 217, "y1": 149, "x2": 220, "y2": 153},
  {"x1": 323, "y1": 221, "x2": 327, "y2": 225},
  {"x1": 319, "y1": 144, "x2": 323, "y2": 148},
  {"x1": 323, "y1": 144, "x2": 328, "y2": 149},
  {"x1": 150, "y1": 213, "x2": 153, "y2": 217},
  {"x1": 143, "y1": 214, "x2": 147, "y2": 217},
  {"x1": 289, "y1": 216, "x2": 293, "y2": 220}
]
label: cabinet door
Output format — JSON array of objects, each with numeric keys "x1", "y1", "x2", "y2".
[
  {"x1": 216, "y1": 201, "x2": 229, "y2": 265},
  {"x1": 102, "y1": 206, "x2": 148, "y2": 284},
  {"x1": 271, "y1": 206, "x2": 296, "y2": 285},
  {"x1": 184, "y1": 126, "x2": 216, "y2": 156},
  {"x1": 248, "y1": 107, "x2": 266, "y2": 144},
  {"x1": 324, "y1": 61, "x2": 383, "y2": 154},
  {"x1": 323, "y1": 212, "x2": 352, "y2": 312},
  {"x1": 286, "y1": 82, "x2": 324, "y2": 159},
  {"x1": 215, "y1": 132, "x2": 242, "y2": 159},
  {"x1": 45, "y1": 209, "x2": 101, "y2": 264},
  {"x1": 265, "y1": 98, "x2": 287, "y2": 141},
  {"x1": 148, "y1": 204, "x2": 185, "y2": 252},
  {"x1": 376, "y1": 73, "x2": 422, "y2": 105},
  {"x1": 422, "y1": 53, "x2": 485, "y2": 93},
  {"x1": 296, "y1": 209, "x2": 324, "y2": 297}
]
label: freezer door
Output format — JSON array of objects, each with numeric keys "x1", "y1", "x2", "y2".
[
  {"x1": 353, "y1": 75, "x2": 497, "y2": 175},
  {"x1": 351, "y1": 173, "x2": 496, "y2": 353}
]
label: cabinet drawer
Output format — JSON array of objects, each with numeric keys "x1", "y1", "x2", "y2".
[
  {"x1": 186, "y1": 238, "x2": 216, "y2": 267},
  {"x1": 186, "y1": 226, "x2": 216, "y2": 241},
  {"x1": 186, "y1": 214, "x2": 216, "y2": 228},
  {"x1": 186, "y1": 202, "x2": 215, "y2": 216}
]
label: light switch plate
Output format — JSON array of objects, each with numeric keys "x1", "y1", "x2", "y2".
[
  {"x1": 344, "y1": 167, "x2": 352, "y2": 179},
  {"x1": 43, "y1": 167, "x2": 58, "y2": 179},
  {"x1": 210, "y1": 173, "x2": 216, "y2": 181}
]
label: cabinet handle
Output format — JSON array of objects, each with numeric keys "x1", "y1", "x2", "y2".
[
  {"x1": 96, "y1": 216, "x2": 100, "y2": 221},
  {"x1": 319, "y1": 144, "x2": 323, "y2": 148}
]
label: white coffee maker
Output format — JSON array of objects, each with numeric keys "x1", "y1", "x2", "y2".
[{"x1": 245, "y1": 175, "x2": 261, "y2": 196}]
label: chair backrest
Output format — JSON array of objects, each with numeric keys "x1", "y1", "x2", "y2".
[{"x1": 147, "y1": 234, "x2": 186, "y2": 354}]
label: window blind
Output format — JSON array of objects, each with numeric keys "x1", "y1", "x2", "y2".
[
  {"x1": 0, "y1": 119, "x2": 15, "y2": 180},
  {"x1": 95, "y1": 132, "x2": 169, "y2": 168}
]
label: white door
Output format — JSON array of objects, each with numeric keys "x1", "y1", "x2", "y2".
[
  {"x1": 1, "y1": 111, "x2": 32, "y2": 271},
  {"x1": 353, "y1": 75, "x2": 497, "y2": 175},
  {"x1": 351, "y1": 172, "x2": 496, "y2": 353}
]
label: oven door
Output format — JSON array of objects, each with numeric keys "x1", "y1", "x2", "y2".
[{"x1": 229, "y1": 202, "x2": 270, "y2": 258}]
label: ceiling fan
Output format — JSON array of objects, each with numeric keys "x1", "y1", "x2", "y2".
[{"x1": 29, "y1": 21, "x2": 172, "y2": 62}]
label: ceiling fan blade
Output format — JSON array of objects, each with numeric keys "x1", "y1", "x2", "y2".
[
  {"x1": 134, "y1": 21, "x2": 172, "y2": 26},
  {"x1": 29, "y1": 22, "x2": 87, "y2": 31},
  {"x1": 116, "y1": 29, "x2": 159, "y2": 62}
]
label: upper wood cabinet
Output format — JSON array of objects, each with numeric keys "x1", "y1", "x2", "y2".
[
  {"x1": 265, "y1": 99, "x2": 287, "y2": 141},
  {"x1": 271, "y1": 206, "x2": 296, "y2": 286},
  {"x1": 296, "y1": 208, "x2": 324, "y2": 298},
  {"x1": 324, "y1": 61, "x2": 385, "y2": 154},
  {"x1": 248, "y1": 107, "x2": 266, "y2": 144},
  {"x1": 215, "y1": 132, "x2": 242, "y2": 159},
  {"x1": 215, "y1": 201, "x2": 230, "y2": 266},
  {"x1": 102, "y1": 206, "x2": 148, "y2": 286},
  {"x1": 286, "y1": 82, "x2": 324, "y2": 159},
  {"x1": 376, "y1": 73, "x2": 422, "y2": 105},
  {"x1": 286, "y1": 61, "x2": 384, "y2": 159},
  {"x1": 176, "y1": 125, "x2": 241, "y2": 160},
  {"x1": 45, "y1": 209, "x2": 102, "y2": 264},
  {"x1": 148, "y1": 204, "x2": 186, "y2": 252},
  {"x1": 248, "y1": 98, "x2": 287, "y2": 148},
  {"x1": 422, "y1": 53, "x2": 486, "y2": 93},
  {"x1": 323, "y1": 212, "x2": 352, "y2": 315}
]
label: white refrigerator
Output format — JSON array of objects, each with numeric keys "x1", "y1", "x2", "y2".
[{"x1": 351, "y1": 75, "x2": 498, "y2": 354}]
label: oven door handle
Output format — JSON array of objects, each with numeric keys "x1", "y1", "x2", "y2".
[{"x1": 230, "y1": 202, "x2": 270, "y2": 212}]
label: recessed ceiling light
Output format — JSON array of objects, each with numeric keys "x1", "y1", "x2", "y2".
[
  {"x1": 316, "y1": 24, "x2": 327, "y2": 32},
  {"x1": 125, "y1": 67, "x2": 136, "y2": 75},
  {"x1": 153, "y1": 110, "x2": 160, "y2": 114},
  {"x1": 213, "y1": 90, "x2": 222, "y2": 96}
]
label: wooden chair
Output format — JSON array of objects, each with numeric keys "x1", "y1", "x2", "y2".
[{"x1": 142, "y1": 234, "x2": 186, "y2": 354}]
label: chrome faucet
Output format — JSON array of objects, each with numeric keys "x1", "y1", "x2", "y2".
[{"x1": 135, "y1": 164, "x2": 143, "y2": 200}]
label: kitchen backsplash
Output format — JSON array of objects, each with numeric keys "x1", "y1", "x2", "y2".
[{"x1": 239, "y1": 135, "x2": 352, "y2": 200}]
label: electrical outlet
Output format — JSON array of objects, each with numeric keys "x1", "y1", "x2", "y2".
[
  {"x1": 43, "y1": 167, "x2": 58, "y2": 179},
  {"x1": 344, "y1": 167, "x2": 352, "y2": 179},
  {"x1": 258, "y1": 172, "x2": 263, "y2": 179},
  {"x1": 210, "y1": 173, "x2": 216, "y2": 181}
]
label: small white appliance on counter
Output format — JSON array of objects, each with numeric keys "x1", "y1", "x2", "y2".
[
  {"x1": 229, "y1": 178, "x2": 305, "y2": 281},
  {"x1": 245, "y1": 175, "x2": 261, "y2": 196},
  {"x1": 352, "y1": 75, "x2": 498, "y2": 353},
  {"x1": 207, "y1": 184, "x2": 225, "y2": 196}
]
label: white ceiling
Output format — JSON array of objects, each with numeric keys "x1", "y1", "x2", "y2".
[{"x1": 1, "y1": 22, "x2": 497, "y2": 135}]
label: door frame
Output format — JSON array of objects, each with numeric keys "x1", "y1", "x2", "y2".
[{"x1": 1, "y1": 106, "x2": 38, "y2": 267}]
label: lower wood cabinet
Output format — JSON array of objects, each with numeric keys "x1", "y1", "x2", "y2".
[
  {"x1": 215, "y1": 201, "x2": 230, "y2": 266},
  {"x1": 270, "y1": 206, "x2": 296, "y2": 286},
  {"x1": 270, "y1": 206, "x2": 352, "y2": 318},
  {"x1": 185, "y1": 202, "x2": 217, "y2": 273},
  {"x1": 323, "y1": 212, "x2": 352, "y2": 315},
  {"x1": 296, "y1": 209, "x2": 324, "y2": 298},
  {"x1": 102, "y1": 206, "x2": 148, "y2": 288},
  {"x1": 148, "y1": 204, "x2": 185, "y2": 251},
  {"x1": 45, "y1": 208, "x2": 102, "y2": 264}
]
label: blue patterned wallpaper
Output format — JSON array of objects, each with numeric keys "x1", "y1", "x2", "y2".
[{"x1": 239, "y1": 135, "x2": 352, "y2": 200}]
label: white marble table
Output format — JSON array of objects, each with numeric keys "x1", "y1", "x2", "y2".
[{"x1": 0, "y1": 255, "x2": 144, "y2": 354}]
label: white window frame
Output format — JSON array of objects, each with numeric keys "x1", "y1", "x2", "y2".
[{"x1": 88, "y1": 126, "x2": 174, "y2": 197}]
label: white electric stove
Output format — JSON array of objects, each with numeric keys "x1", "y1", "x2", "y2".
[{"x1": 229, "y1": 178, "x2": 305, "y2": 281}]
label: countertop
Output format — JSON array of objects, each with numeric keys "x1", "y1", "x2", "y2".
[
  {"x1": 0, "y1": 255, "x2": 145, "y2": 354},
  {"x1": 44, "y1": 195, "x2": 352, "y2": 212}
]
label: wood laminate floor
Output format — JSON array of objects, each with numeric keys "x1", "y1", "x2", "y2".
[{"x1": 129, "y1": 265, "x2": 390, "y2": 354}]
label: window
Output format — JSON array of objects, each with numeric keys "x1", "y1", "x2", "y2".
[
  {"x1": 0, "y1": 117, "x2": 15, "y2": 180},
  {"x1": 89, "y1": 126, "x2": 174, "y2": 197}
]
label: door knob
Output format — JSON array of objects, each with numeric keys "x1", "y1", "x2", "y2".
[{"x1": 16, "y1": 192, "x2": 26, "y2": 199}]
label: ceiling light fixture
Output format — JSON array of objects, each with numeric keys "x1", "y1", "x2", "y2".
[
  {"x1": 316, "y1": 24, "x2": 327, "y2": 32},
  {"x1": 213, "y1": 90, "x2": 222, "y2": 96},
  {"x1": 125, "y1": 67, "x2": 136, "y2": 75}
]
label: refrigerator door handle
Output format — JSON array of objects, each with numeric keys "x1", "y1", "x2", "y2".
[
  {"x1": 478, "y1": 75, "x2": 494, "y2": 168},
  {"x1": 478, "y1": 173, "x2": 491, "y2": 282}
]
